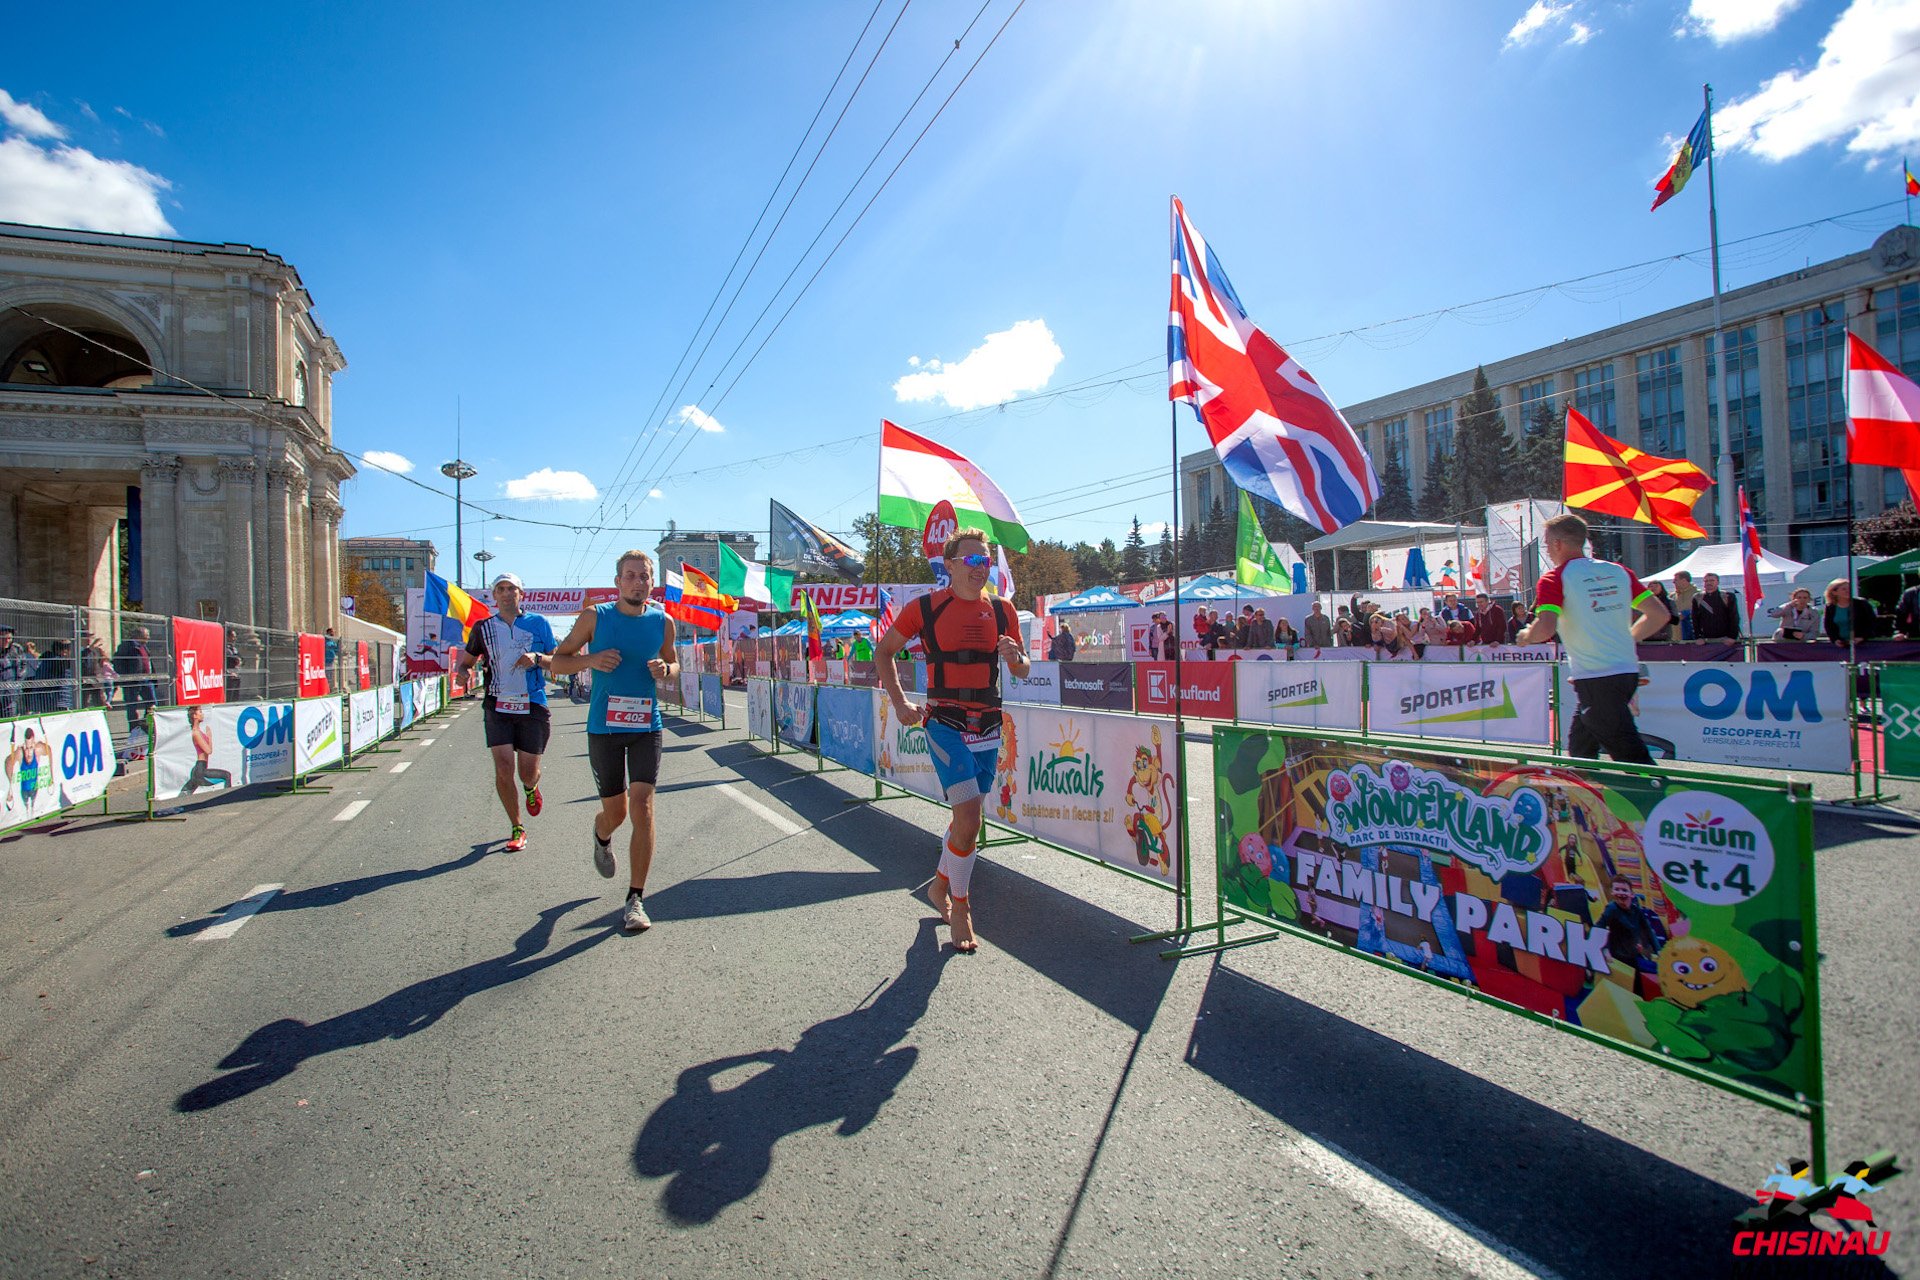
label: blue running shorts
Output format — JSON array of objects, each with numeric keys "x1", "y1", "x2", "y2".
[{"x1": 922, "y1": 716, "x2": 999, "y2": 805}]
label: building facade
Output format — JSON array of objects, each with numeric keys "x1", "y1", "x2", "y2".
[
  {"x1": 1182, "y1": 225, "x2": 1920, "y2": 575},
  {"x1": 341, "y1": 536, "x2": 436, "y2": 618},
  {"x1": 655, "y1": 529, "x2": 758, "y2": 580},
  {"x1": 0, "y1": 221, "x2": 352, "y2": 629}
]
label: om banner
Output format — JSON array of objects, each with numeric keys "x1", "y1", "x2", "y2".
[
  {"x1": 152, "y1": 702, "x2": 297, "y2": 800},
  {"x1": 774, "y1": 680, "x2": 814, "y2": 750},
  {"x1": 1364, "y1": 661, "x2": 1553, "y2": 747},
  {"x1": 1214, "y1": 728, "x2": 1817, "y2": 1104},
  {"x1": 0, "y1": 709, "x2": 115, "y2": 832}
]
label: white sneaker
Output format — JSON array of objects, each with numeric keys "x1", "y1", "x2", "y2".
[
  {"x1": 623, "y1": 894, "x2": 651, "y2": 933},
  {"x1": 592, "y1": 827, "x2": 615, "y2": 879}
]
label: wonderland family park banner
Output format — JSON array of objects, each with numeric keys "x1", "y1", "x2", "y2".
[{"x1": 1213, "y1": 727, "x2": 1819, "y2": 1106}]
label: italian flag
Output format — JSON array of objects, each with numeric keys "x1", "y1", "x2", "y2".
[
  {"x1": 716, "y1": 541, "x2": 794, "y2": 610},
  {"x1": 878, "y1": 420, "x2": 1029, "y2": 552}
]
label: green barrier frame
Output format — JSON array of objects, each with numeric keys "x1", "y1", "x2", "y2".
[{"x1": 0, "y1": 705, "x2": 159, "y2": 832}]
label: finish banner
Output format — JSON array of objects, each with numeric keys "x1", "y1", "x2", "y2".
[
  {"x1": 1134, "y1": 661, "x2": 1236, "y2": 719},
  {"x1": 294, "y1": 697, "x2": 344, "y2": 775},
  {"x1": 817, "y1": 684, "x2": 877, "y2": 774},
  {"x1": 1234, "y1": 661, "x2": 1364, "y2": 732},
  {"x1": 1364, "y1": 661, "x2": 1552, "y2": 746},
  {"x1": 775, "y1": 680, "x2": 814, "y2": 750},
  {"x1": 746, "y1": 677, "x2": 773, "y2": 743},
  {"x1": 1057, "y1": 662, "x2": 1133, "y2": 711},
  {"x1": 1592, "y1": 663, "x2": 1850, "y2": 774},
  {"x1": 348, "y1": 689, "x2": 380, "y2": 755},
  {"x1": 1214, "y1": 729, "x2": 1817, "y2": 1104},
  {"x1": 152, "y1": 701, "x2": 297, "y2": 800},
  {"x1": 1002, "y1": 660, "x2": 1061, "y2": 705},
  {"x1": 1, "y1": 710, "x2": 115, "y2": 832},
  {"x1": 170, "y1": 617, "x2": 226, "y2": 705}
]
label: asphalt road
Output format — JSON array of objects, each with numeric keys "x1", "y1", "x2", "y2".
[{"x1": 1, "y1": 692, "x2": 1913, "y2": 1279}]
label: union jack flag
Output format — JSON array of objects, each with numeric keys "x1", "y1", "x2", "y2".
[{"x1": 1169, "y1": 197, "x2": 1379, "y2": 533}]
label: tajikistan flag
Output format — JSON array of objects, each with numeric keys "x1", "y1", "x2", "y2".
[
  {"x1": 878, "y1": 420, "x2": 1029, "y2": 552},
  {"x1": 716, "y1": 542, "x2": 794, "y2": 610}
]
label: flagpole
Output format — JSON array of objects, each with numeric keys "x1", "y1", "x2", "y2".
[
  {"x1": 1169, "y1": 395, "x2": 1186, "y2": 940},
  {"x1": 1705, "y1": 82, "x2": 1737, "y2": 543}
]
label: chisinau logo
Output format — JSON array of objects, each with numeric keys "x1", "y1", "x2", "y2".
[{"x1": 1733, "y1": 1152, "x2": 1900, "y2": 1260}]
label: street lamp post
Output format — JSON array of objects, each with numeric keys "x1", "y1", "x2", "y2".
[
  {"x1": 440, "y1": 459, "x2": 477, "y2": 587},
  {"x1": 473, "y1": 549, "x2": 495, "y2": 585}
]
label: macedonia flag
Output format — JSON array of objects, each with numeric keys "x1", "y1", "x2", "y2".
[{"x1": 1563, "y1": 407, "x2": 1712, "y2": 539}]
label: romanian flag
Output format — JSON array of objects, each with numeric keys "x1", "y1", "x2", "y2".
[
  {"x1": 1907, "y1": 162, "x2": 1918, "y2": 197},
  {"x1": 1563, "y1": 406, "x2": 1713, "y2": 539},
  {"x1": 423, "y1": 570, "x2": 491, "y2": 640},
  {"x1": 795, "y1": 589, "x2": 824, "y2": 660},
  {"x1": 1651, "y1": 109, "x2": 1710, "y2": 211}
]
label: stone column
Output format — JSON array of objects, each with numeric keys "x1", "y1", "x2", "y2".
[
  {"x1": 139, "y1": 455, "x2": 182, "y2": 616},
  {"x1": 220, "y1": 457, "x2": 257, "y2": 625},
  {"x1": 266, "y1": 463, "x2": 299, "y2": 631},
  {"x1": 311, "y1": 494, "x2": 342, "y2": 633}
]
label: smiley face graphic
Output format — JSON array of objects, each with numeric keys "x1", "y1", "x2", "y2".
[{"x1": 1656, "y1": 936, "x2": 1749, "y2": 1008}]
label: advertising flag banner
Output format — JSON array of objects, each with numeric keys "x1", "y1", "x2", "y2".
[
  {"x1": 701, "y1": 673, "x2": 725, "y2": 722},
  {"x1": 170, "y1": 617, "x2": 227, "y2": 706},
  {"x1": 770, "y1": 498, "x2": 866, "y2": 582},
  {"x1": 1003, "y1": 660, "x2": 1061, "y2": 705},
  {"x1": 356, "y1": 642, "x2": 372, "y2": 691},
  {"x1": 151, "y1": 702, "x2": 296, "y2": 800},
  {"x1": 376, "y1": 686, "x2": 396, "y2": 739},
  {"x1": 1364, "y1": 662, "x2": 1552, "y2": 746},
  {"x1": 816, "y1": 685, "x2": 877, "y2": 775},
  {"x1": 349, "y1": 689, "x2": 380, "y2": 754},
  {"x1": 746, "y1": 677, "x2": 774, "y2": 743},
  {"x1": 995, "y1": 704, "x2": 1181, "y2": 887},
  {"x1": 294, "y1": 697, "x2": 344, "y2": 774},
  {"x1": 1235, "y1": 489, "x2": 1294, "y2": 592},
  {"x1": 1214, "y1": 728, "x2": 1817, "y2": 1104},
  {"x1": 1057, "y1": 662, "x2": 1134, "y2": 711},
  {"x1": 1135, "y1": 661, "x2": 1235, "y2": 719},
  {"x1": 297, "y1": 634, "x2": 328, "y2": 698},
  {"x1": 1578, "y1": 664, "x2": 1849, "y2": 772},
  {"x1": 775, "y1": 680, "x2": 814, "y2": 750},
  {"x1": 1235, "y1": 661, "x2": 1364, "y2": 731},
  {"x1": 0, "y1": 710, "x2": 114, "y2": 831},
  {"x1": 922, "y1": 499, "x2": 958, "y2": 588}
]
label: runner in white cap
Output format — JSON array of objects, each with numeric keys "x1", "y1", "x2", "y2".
[{"x1": 452, "y1": 572, "x2": 558, "y2": 851}]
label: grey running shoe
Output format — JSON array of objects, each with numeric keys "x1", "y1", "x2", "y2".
[
  {"x1": 623, "y1": 894, "x2": 651, "y2": 933},
  {"x1": 592, "y1": 828, "x2": 615, "y2": 879}
]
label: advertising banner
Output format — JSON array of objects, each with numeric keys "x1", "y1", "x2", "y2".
[
  {"x1": 1134, "y1": 661, "x2": 1236, "y2": 719},
  {"x1": 1235, "y1": 661, "x2": 1365, "y2": 731},
  {"x1": 152, "y1": 701, "x2": 296, "y2": 800},
  {"x1": 1002, "y1": 660, "x2": 1061, "y2": 705},
  {"x1": 823, "y1": 660, "x2": 847, "y2": 685},
  {"x1": 1461, "y1": 643, "x2": 1562, "y2": 663},
  {"x1": 874, "y1": 694, "x2": 944, "y2": 802},
  {"x1": 994, "y1": 704, "x2": 1181, "y2": 887},
  {"x1": 1, "y1": 710, "x2": 114, "y2": 830},
  {"x1": 816, "y1": 684, "x2": 877, "y2": 774},
  {"x1": 399, "y1": 683, "x2": 417, "y2": 729},
  {"x1": 746, "y1": 677, "x2": 773, "y2": 743},
  {"x1": 349, "y1": 689, "x2": 380, "y2": 754},
  {"x1": 1214, "y1": 728, "x2": 1817, "y2": 1104},
  {"x1": 1591, "y1": 663, "x2": 1850, "y2": 773},
  {"x1": 1884, "y1": 664, "x2": 1920, "y2": 779},
  {"x1": 356, "y1": 641, "x2": 372, "y2": 690},
  {"x1": 1058, "y1": 662, "x2": 1133, "y2": 711},
  {"x1": 1291, "y1": 647, "x2": 1369, "y2": 662},
  {"x1": 701, "y1": 673, "x2": 725, "y2": 722},
  {"x1": 680, "y1": 669, "x2": 699, "y2": 713},
  {"x1": 774, "y1": 680, "x2": 815, "y2": 750},
  {"x1": 1365, "y1": 661, "x2": 1552, "y2": 746},
  {"x1": 294, "y1": 697, "x2": 344, "y2": 774},
  {"x1": 170, "y1": 617, "x2": 226, "y2": 706},
  {"x1": 297, "y1": 634, "x2": 328, "y2": 697},
  {"x1": 376, "y1": 685, "x2": 396, "y2": 740}
]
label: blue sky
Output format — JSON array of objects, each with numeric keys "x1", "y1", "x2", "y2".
[{"x1": 5, "y1": 0, "x2": 1918, "y2": 586}]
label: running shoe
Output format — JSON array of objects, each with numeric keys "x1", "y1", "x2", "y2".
[
  {"x1": 524, "y1": 783, "x2": 543, "y2": 817},
  {"x1": 623, "y1": 893, "x2": 651, "y2": 933},
  {"x1": 592, "y1": 827, "x2": 615, "y2": 878},
  {"x1": 506, "y1": 825, "x2": 528, "y2": 852}
]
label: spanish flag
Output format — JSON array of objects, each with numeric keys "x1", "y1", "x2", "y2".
[
  {"x1": 423, "y1": 570, "x2": 491, "y2": 640},
  {"x1": 1563, "y1": 407, "x2": 1713, "y2": 539},
  {"x1": 1651, "y1": 109, "x2": 1710, "y2": 211},
  {"x1": 657, "y1": 563, "x2": 733, "y2": 631}
]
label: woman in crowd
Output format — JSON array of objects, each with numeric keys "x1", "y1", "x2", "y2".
[
  {"x1": 1823, "y1": 579, "x2": 1879, "y2": 645},
  {"x1": 1417, "y1": 608, "x2": 1449, "y2": 653},
  {"x1": 1334, "y1": 615, "x2": 1353, "y2": 647},
  {"x1": 1273, "y1": 616, "x2": 1298, "y2": 653},
  {"x1": 1769, "y1": 587, "x2": 1819, "y2": 642}
]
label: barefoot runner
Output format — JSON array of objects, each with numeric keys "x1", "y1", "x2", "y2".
[
  {"x1": 453, "y1": 572, "x2": 557, "y2": 851},
  {"x1": 551, "y1": 551, "x2": 678, "y2": 933},
  {"x1": 875, "y1": 527, "x2": 1031, "y2": 953}
]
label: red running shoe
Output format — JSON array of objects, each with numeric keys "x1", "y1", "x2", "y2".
[
  {"x1": 505, "y1": 825, "x2": 528, "y2": 852},
  {"x1": 523, "y1": 784, "x2": 543, "y2": 817}
]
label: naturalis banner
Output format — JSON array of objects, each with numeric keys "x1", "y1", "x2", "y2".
[
  {"x1": 1, "y1": 710, "x2": 114, "y2": 832},
  {"x1": 1214, "y1": 728, "x2": 1817, "y2": 1104},
  {"x1": 1364, "y1": 662, "x2": 1553, "y2": 746},
  {"x1": 153, "y1": 701, "x2": 298, "y2": 800},
  {"x1": 1235, "y1": 661, "x2": 1364, "y2": 732}
]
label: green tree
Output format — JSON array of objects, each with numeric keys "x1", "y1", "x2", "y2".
[
  {"x1": 1181, "y1": 521, "x2": 1203, "y2": 574},
  {"x1": 1204, "y1": 495, "x2": 1232, "y2": 571},
  {"x1": 1094, "y1": 537, "x2": 1123, "y2": 583},
  {"x1": 1375, "y1": 450, "x2": 1415, "y2": 519},
  {"x1": 1854, "y1": 499, "x2": 1920, "y2": 556},
  {"x1": 850, "y1": 514, "x2": 933, "y2": 585},
  {"x1": 1418, "y1": 452, "x2": 1452, "y2": 522},
  {"x1": 1155, "y1": 524, "x2": 1175, "y2": 577},
  {"x1": 1514, "y1": 399, "x2": 1565, "y2": 500},
  {"x1": 1447, "y1": 367, "x2": 1516, "y2": 522},
  {"x1": 1009, "y1": 539, "x2": 1077, "y2": 609},
  {"x1": 1121, "y1": 516, "x2": 1148, "y2": 582}
]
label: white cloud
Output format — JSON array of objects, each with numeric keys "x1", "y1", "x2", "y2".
[
  {"x1": 0, "y1": 89, "x2": 64, "y2": 139},
  {"x1": 0, "y1": 136, "x2": 173, "y2": 234},
  {"x1": 1715, "y1": 0, "x2": 1920, "y2": 161},
  {"x1": 1565, "y1": 21, "x2": 1595, "y2": 44},
  {"x1": 892, "y1": 319, "x2": 1064, "y2": 411},
  {"x1": 649, "y1": 488, "x2": 663, "y2": 498},
  {"x1": 1139, "y1": 522, "x2": 1169, "y2": 540},
  {"x1": 1684, "y1": 0, "x2": 1803, "y2": 42},
  {"x1": 504, "y1": 468, "x2": 598, "y2": 501},
  {"x1": 1503, "y1": 1, "x2": 1571, "y2": 48},
  {"x1": 360, "y1": 450, "x2": 414, "y2": 474},
  {"x1": 677, "y1": 405, "x2": 725, "y2": 432}
]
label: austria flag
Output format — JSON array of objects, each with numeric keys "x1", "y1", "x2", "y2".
[{"x1": 1846, "y1": 332, "x2": 1920, "y2": 501}]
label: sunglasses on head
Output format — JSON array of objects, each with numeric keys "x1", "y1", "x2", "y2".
[{"x1": 952, "y1": 553, "x2": 991, "y2": 568}]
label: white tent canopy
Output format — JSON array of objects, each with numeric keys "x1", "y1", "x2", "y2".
[
  {"x1": 1301, "y1": 520, "x2": 1479, "y2": 553},
  {"x1": 1645, "y1": 541, "x2": 1807, "y2": 587}
]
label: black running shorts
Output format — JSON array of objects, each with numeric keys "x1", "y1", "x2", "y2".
[
  {"x1": 483, "y1": 700, "x2": 552, "y2": 755},
  {"x1": 588, "y1": 730, "x2": 663, "y2": 797}
]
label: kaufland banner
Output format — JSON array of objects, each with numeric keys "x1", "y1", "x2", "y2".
[
  {"x1": 298, "y1": 634, "x2": 328, "y2": 698},
  {"x1": 171, "y1": 617, "x2": 226, "y2": 706}
]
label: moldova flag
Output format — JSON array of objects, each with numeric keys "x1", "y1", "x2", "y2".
[
  {"x1": 423, "y1": 570, "x2": 491, "y2": 640},
  {"x1": 1651, "y1": 109, "x2": 1710, "y2": 211}
]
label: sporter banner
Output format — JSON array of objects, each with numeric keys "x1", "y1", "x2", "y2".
[
  {"x1": 1002, "y1": 660, "x2": 1061, "y2": 705},
  {"x1": 294, "y1": 697, "x2": 344, "y2": 775},
  {"x1": 701, "y1": 673, "x2": 725, "y2": 722},
  {"x1": 1235, "y1": 661, "x2": 1364, "y2": 731},
  {"x1": 746, "y1": 677, "x2": 773, "y2": 743},
  {"x1": 1572, "y1": 663, "x2": 1850, "y2": 773},
  {"x1": 170, "y1": 617, "x2": 226, "y2": 705},
  {"x1": 1364, "y1": 661, "x2": 1552, "y2": 746},
  {"x1": 1057, "y1": 662, "x2": 1133, "y2": 711},
  {"x1": 1213, "y1": 728, "x2": 1818, "y2": 1105},
  {"x1": 348, "y1": 689, "x2": 380, "y2": 755},
  {"x1": 816, "y1": 684, "x2": 877, "y2": 775},
  {"x1": 774, "y1": 679, "x2": 814, "y2": 750},
  {"x1": 994, "y1": 704, "x2": 1181, "y2": 888},
  {"x1": 1, "y1": 710, "x2": 114, "y2": 833},
  {"x1": 1883, "y1": 664, "x2": 1920, "y2": 779},
  {"x1": 376, "y1": 685, "x2": 396, "y2": 740},
  {"x1": 1134, "y1": 661, "x2": 1236, "y2": 719},
  {"x1": 152, "y1": 701, "x2": 296, "y2": 801},
  {"x1": 298, "y1": 634, "x2": 328, "y2": 698}
]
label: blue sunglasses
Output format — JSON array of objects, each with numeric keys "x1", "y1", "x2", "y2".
[{"x1": 952, "y1": 553, "x2": 991, "y2": 568}]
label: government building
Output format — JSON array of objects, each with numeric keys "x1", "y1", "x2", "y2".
[
  {"x1": 341, "y1": 535, "x2": 437, "y2": 619},
  {"x1": 0, "y1": 220, "x2": 351, "y2": 630},
  {"x1": 1183, "y1": 223, "x2": 1920, "y2": 576}
]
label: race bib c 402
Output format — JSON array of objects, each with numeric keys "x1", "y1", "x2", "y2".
[{"x1": 605, "y1": 695, "x2": 654, "y2": 727}]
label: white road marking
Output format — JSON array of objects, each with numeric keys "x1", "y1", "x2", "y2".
[
  {"x1": 716, "y1": 784, "x2": 802, "y2": 835},
  {"x1": 194, "y1": 884, "x2": 283, "y2": 942},
  {"x1": 1284, "y1": 1133, "x2": 1562, "y2": 1280},
  {"x1": 390, "y1": 761, "x2": 413, "y2": 774},
  {"x1": 418, "y1": 738, "x2": 436, "y2": 747},
  {"x1": 334, "y1": 800, "x2": 371, "y2": 822}
]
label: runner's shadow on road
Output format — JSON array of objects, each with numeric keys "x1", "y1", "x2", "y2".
[
  {"x1": 174, "y1": 899, "x2": 613, "y2": 1112},
  {"x1": 166, "y1": 843, "x2": 498, "y2": 936},
  {"x1": 632, "y1": 917, "x2": 946, "y2": 1224},
  {"x1": 1185, "y1": 963, "x2": 1885, "y2": 1280},
  {"x1": 644, "y1": 867, "x2": 922, "y2": 922}
]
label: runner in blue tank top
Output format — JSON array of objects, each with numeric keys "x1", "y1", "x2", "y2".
[{"x1": 552, "y1": 550, "x2": 679, "y2": 933}]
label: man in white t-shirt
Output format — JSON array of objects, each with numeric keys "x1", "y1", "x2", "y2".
[{"x1": 1520, "y1": 513, "x2": 1671, "y2": 764}]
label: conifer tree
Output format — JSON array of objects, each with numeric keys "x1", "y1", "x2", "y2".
[
  {"x1": 1447, "y1": 367, "x2": 1516, "y2": 522},
  {"x1": 1155, "y1": 524, "x2": 1175, "y2": 576},
  {"x1": 1205, "y1": 495, "x2": 1232, "y2": 571},
  {"x1": 1121, "y1": 516, "x2": 1148, "y2": 582},
  {"x1": 1375, "y1": 451, "x2": 1415, "y2": 519}
]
